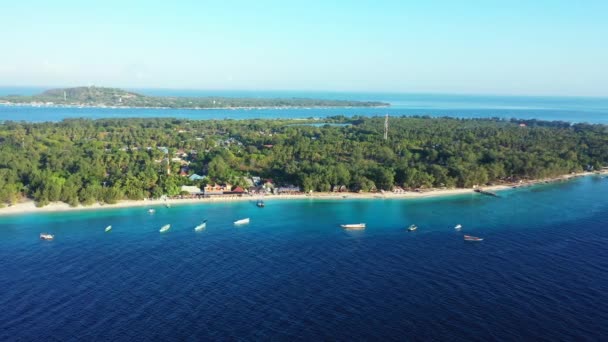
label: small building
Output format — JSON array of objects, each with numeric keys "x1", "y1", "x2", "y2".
[
  {"x1": 203, "y1": 183, "x2": 232, "y2": 195},
  {"x1": 180, "y1": 185, "x2": 202, "y2": 195},
  {"x1": 277, "y1": 185, "x2": 301, "y2": 194},
  {"x1": 189, "y1": 174, "x2": 206, "y2": 181},
  {"x1": 393, "y1": 186, "x2": 405, "y2": 194},
  {"x1": 224, "y1": 186, "x2": 246, "y2": 195}
]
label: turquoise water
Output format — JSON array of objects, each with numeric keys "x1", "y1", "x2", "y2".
[
  {"x1": 2, "y1": 176, "x2": 608, "y2": 339},
  {"x1": 1, "y1": 88, "x2": 608, "y2": 123}
]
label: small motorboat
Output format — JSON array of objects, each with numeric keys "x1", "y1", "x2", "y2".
[
  {"x1": 340, "y1": 223, "x2": 366, "y2": 229},
  {"x1": 105, "y1": 225, "x2": 112, "y2": 232},
  {"x1": 256, "y1": 200, "x2": 265, "y2": 208},
  {"x1": 148, "y1": 209, "x2": 155, "y2": 214},
  {"x1": 165, "y1": 203, "x2": 171, "y2": 208},
  {"x1": 407, "y1": 224, "x2": 417, "y2": 232},
  {"x1": 234, "y1": 218, "x2": 250, "y2": 225},
  {"x1": 40, "y1": 233, "x2": 54, "y2": 241},
  {"x1": 454, "y1": 224, "x2": 462, "y2": 230},
  {"x1": 464, "y1": 234, "x2": 483, "y2": 242},
  {"x1": 159, "y1": 224, "x2": 171, "y2": 233},
  {"x1": 194, "y1": 220, "x2": 207, "y2": 231}
]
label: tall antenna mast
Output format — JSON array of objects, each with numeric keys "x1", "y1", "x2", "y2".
[{"x1": 384, "y1": 114, "x2": 389, "y2": 140}]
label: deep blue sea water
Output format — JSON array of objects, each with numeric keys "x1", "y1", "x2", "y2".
[
  {"x1": 1, "y1": 87, "x2": 608, "y2": 123},
  {"x1": 2, "y1": 176, "x2": 608, "y2": 340}
]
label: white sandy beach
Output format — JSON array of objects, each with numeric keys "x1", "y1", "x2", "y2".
[{"x1": 0, "y1": 171, "x2": 603, "y2": 216}]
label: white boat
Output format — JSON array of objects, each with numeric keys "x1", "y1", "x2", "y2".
[
  {"x1": 464, "y1": 234, "x2": 483, "y2": 242},
  {"x1": 40, "y1": 233, "x2": 54, "y2": 241},
  {"x1": 159, "y1": 224, "x2": 171, "y2": 233},
  {"x1": 454, "y1": 224, "x2": 462, "y2": 230},
  {"x1": 234, "y1": 218, "x2": 250, "y2": 225},
  {"x1": 407, "y1": 224, "x2": 417, "y2": 232},
  {"x1": 148, "y1": 209, "x2": 155, "y2": 214},
  {"x1": 105, "y1": 225, "x2": 112, "y2": 232},
  {"x1": 340, "y1": 223, "x2": 366, "y2": 229},
  {"x1": 194, "y1": 220, "x2": 207, "y2": 231}
]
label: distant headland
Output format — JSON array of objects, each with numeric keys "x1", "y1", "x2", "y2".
[{"x1": 0, "y1": 86, "x2": 389, "y2": 109}]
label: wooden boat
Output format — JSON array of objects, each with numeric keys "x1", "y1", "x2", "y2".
[
  {"x1": 340, "y1": 223, "x2": 366, "y2": 229},
  {"x1": 407, "y1": 224, "x2": 417, "y2": 232},
  {"x1": 159, "y1": 224, "x2": 171, "y2": 233},
  {"x1": 40, "y1": 233, "x2": 54, "y2": 241},
  {"x1": 234, "y1": 218, "x2": 250, "y2": 225},
  {"x1": 194, "y1": 220, "x2": 207, "y2": 231},
  {"x1": 464, "y1": 234, "x2": 483, "y2": 242},
  {"x1": 105, "y1": 225, "x2": 112, "y2": 232}
]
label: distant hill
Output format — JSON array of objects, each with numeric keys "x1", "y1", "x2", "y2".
[
  {"x1": 0, "y1": 86, "x2": 389, "y2": 109},
  {"x1": 40, "y1": 86, "x2": 143, "y2": 102}
]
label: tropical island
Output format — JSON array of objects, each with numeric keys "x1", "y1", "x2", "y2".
[
  {"x1": 0, "y1": 115, "x2": 607, "y2": 211},
  {"x1": 0, "y1": 86, "x2": 388, "y2": 109}
]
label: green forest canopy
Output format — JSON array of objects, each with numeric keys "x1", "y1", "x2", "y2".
[{"x1": 0, "y1": 116, "x2": 606, "y2": 207}]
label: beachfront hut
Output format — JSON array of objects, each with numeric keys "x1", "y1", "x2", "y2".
[{"x1": 180, "y1": 185, "x2": 202, "y2": 195}]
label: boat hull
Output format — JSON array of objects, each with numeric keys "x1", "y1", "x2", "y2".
[
  {"x1": 40, "y1": 233, "x2": 54, "y2": 241},
  {"x1": 341, "y1": 223, "x2": 366, "y2": 229},
  {"x1": 464, "y1": 235, "x2": 483, "y2": 241}
]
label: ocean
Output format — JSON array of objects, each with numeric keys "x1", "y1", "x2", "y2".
[
  {"x1": 2, "y1": 175, "x2": 608, "y2": 340},
  {"x1": 1, "y1": 87, "x2": 608, "y2": 123}
]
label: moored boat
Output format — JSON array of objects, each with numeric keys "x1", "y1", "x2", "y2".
[
  {"x1": 40, "y1": 233, "x2": 54, "y2": 241},
  {"x1": 234, "y1": 218, "x2": 250, "y2": 225},
  {"x1": 194, "y1": 220, "x2": 207, "y2": 231},
  {"x1": 340, "y1": 223, "x2": 366, "y2": 229},
  {"x1": 464, "y1": 234, "x2": 483, "y2": 242},
  {"x1": 159, "y1": 224, "x2": 171, "y2": 233},
  {"x1": 256, "y1": 200, "x2": 265, "y2": 208},
  {"x1": 105, "y1": 225, "x2": 112, "y2": 232},
  {"x1": 454, "y1": 224, "x2": 462, "y2": 230},
  {"x1": 148, "y1": 209, "x2": 155, "y2": 214},
  {"x1": 407, "y1": 224, "x2": 417, "y2": 232}
]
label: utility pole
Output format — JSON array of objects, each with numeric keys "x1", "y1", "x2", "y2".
[{"x1": 384, "y1": 114, "x2": 389, "y2": 141}]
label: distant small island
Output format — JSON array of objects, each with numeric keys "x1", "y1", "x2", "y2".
[{"x1": 0, "y1": 86, "x2": 389, "y2": 109}]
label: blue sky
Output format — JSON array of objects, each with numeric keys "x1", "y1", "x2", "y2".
[{"x1": 1, "y1": 0, "x2": 607, "y2": 96}]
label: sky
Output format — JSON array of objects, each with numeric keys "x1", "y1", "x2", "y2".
[{"x1": 0, "y1": 0, "x2": 607, "y2": 96}]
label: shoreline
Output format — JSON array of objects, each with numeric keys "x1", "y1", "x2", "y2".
[
  {"x1": 0, "y1": 102, "x2": 389, "y2": 111},
  {"x1": 0, "y1": 171, "x2": 604, "y2": 217}
]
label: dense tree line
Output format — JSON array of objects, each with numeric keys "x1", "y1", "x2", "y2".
[{"x1": 0, "y1": 116, "x2": 607, "y2": 207}]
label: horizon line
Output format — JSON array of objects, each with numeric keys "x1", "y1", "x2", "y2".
[{"x1": 0, "y1": 84, "x2": 607, "y2": 100}]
